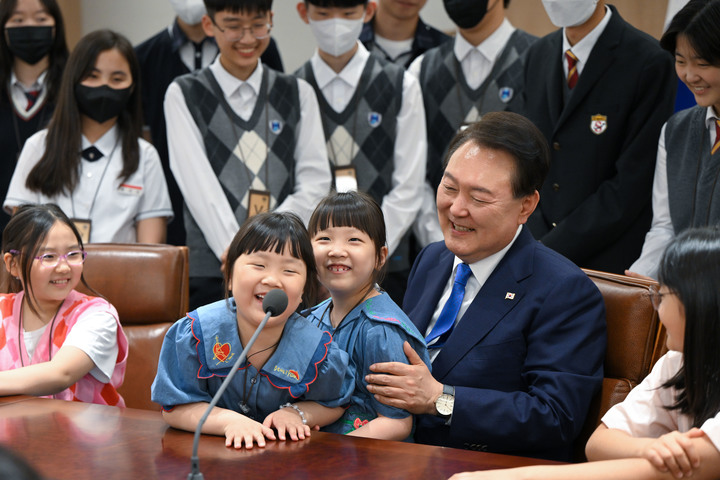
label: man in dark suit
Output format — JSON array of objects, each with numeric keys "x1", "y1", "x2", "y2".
[
  {"x1": 365, "y1": 112, "x2": 606, "y2": 462},
  {"x1": 520, "y1": 0, "x2": 676, "y2": 274}
]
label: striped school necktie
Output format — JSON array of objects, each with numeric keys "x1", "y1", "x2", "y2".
[
  {"x1": 712, "y1": 119, "x2": 720, "y2": 156},
  {"x1": 565, "y1": 50, "x2": 579, "y2": 89}
]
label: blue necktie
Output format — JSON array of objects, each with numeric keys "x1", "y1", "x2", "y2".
[{"x1": 425, "y1": 263, "x2": 473, "y2": 349}]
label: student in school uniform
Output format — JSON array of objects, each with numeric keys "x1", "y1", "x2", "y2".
[
  {"x1": 135, "y1": 0, "x2": 285, "y2": 246},
  {"x1": 4, "y1": 29, "x2": 173, "y2": 245},
  {"x1": 164, "y1": 0, "x2": 332, "y2": 311},
  {"x1": 294, "y1": 0, "x2": 427, "y2": 305},
  {"x1": 409, "y1": 0, "x2": 536, "y2": 248},
  {"x1": 358, "y1": 0, "x2": 449, "y2": 69},
  {"x1": 628, "y1": 0, "x2": 720, "y2": 280},
  {"x1": 520, "y1": 0, "x2": 676, "y2": 274},
  {"x1": 0, "y1": 0, "x2": 68, "y2": 235}
]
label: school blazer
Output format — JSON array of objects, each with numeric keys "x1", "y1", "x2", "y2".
[
  {"x1": 403, "y1": 226, "x2": 606, "y2": 461},
  {"x1": 520, "y1": 5, "x2": 676, "y2": 274}
]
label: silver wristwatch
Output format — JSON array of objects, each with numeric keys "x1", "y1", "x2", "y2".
[{"x1": 435, "y1": 384, "x2": 455, "y2": 417}]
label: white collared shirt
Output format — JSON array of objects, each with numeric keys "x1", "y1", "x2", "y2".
[
  {"x1": 10, "y1": 70, "x2": 48, "y2": 120},
  {"x1": 426, "y1": 225, "x2": 523, "y2": 362},
  {"x1": 454, "y1": 19, "x2": 516, "y2": 90},
  {"x1": 164, "y1": 56, "x2": 331, "y2": 260},
  {"x1": 168, "y1": 23, "x2": 219, "y2": 72},
  {"x1": 5, "y1": 126, "x2": 173, "y2": 243},
  {"x1": 562, "y1": 6, "x2": 612, "y2": 78},
  {"x1": 630, "y1": 106, "x2": 720, "y2": 278},
  {"x1": 309, "y1": 42, "x2": 427, "y2": 255}
]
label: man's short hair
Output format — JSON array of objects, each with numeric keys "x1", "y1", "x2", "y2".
[{"x1": 442, "y1": 112, "x2": 550, "y2": 198}]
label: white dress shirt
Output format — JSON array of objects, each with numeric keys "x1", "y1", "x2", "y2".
[
  {"x1": 561, "y1": 6, "x2": 612, "y2": 78},
  {"x1": 164, "y1": 57, "x2": 331, "y2": 260},
  {"x1": 310, "y1": 42, "x2": 427, "y2": 255},
  {"x1": 10, "y1": 70, "x2": 48, "y2": 120},
  {"x1": 425, "y1": 226, "x2": 522, "y2": 362},
  {"x1": 630, "y1": 107, "x2": 720, "y2": 278}
]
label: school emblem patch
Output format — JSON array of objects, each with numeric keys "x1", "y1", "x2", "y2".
[
  {"x1": 590, "y1": 114, "x2": 607, "y2": 135},
  {"x1": 368, "y1": 112, "x2": 382, "y2": 128},
  {"x1": 269, "y1": 119, "x2": 283, "y2": 134},
  {"x1": 499, "y1": 87, "x2": 514, "y2": 103}
]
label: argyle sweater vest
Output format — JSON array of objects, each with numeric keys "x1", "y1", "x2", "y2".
[
  {"x1": 176, "y1": 68, "x2": 300, "y2": 277},
  {"x1": 419, "y1": 30, "x2": 536, "y2": 190},
  {"x1": 295, "y1": 55, "x2": 403, "y2": 204},
  {"x1": 666, "y1": 106, "x2": 720, "y2": 234}
]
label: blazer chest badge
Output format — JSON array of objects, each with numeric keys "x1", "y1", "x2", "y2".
[{"x1": 590, "y1": 114, "x2": 607, "y2": 135}]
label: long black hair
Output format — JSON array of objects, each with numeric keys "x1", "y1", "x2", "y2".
[
  {"x1": 659, "y1": 226, "x2": 720, "y2": 427},
  {"x1": 25, "y1": 29, "x2": 143, "y2": 197},
  {"x1": 0, "y1": 0, "x2": 69, "y2": 105}
]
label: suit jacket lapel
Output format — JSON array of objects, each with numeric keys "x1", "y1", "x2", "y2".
[
  {"x1": 554, "y1": 6, "x2": 624, "y2": 133},
  {"x1": 544, "y1": 31, "x2": 565, "y2": 129},
  {"x1": 431, "y1": 228, "x2": 535, "y2": 381}
]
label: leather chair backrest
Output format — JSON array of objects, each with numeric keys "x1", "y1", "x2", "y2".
[
  {"x1": 1, "y1": 243, "x2": 189, "y2": 411},
  {"x1": 575, "y1": 269, "x2": 666, "y2": 461}
]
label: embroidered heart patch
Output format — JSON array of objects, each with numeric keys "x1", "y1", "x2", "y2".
[{"x1": 213, "y1": 342, "x2": 230, "y2": 362}]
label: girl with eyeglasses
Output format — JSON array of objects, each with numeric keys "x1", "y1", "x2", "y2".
[{"x1": 0, "y1": 203, "x2": 127, "y2": 406}]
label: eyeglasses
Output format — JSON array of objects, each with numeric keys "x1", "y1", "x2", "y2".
[
  {"x1": 10, "y1": 249, "x2": 87, "y2": 268},
  {"x1": 210, "y1": 17, "x2": 272, "y2": 41},
  {"x1": 649, "y1": 286, "x2": 668, "y2": 311}
]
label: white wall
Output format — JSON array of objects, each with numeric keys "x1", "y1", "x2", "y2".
[{"x1": 79, "y1": 0, "x2": 453, "y2": 73}]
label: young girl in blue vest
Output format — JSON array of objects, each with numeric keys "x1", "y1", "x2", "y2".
[
  {"x1": 450, "y1": 226, "x2": 720, "y2": 479},
  {"x1": 4, "y1": 29, "x2": 172, "y2": 244},
  {"x1": 305, "y1": 191, "x2": 430, "y2": 440},
  {"x1": 152, "y1": 211, "x2": 353, "y2": 449},
  {"x1": 0, "y1": 203, "x2": 127, "y2": 406},
  {"x1": 0, "y1": 0, "x2": 68, "y2": 233}
]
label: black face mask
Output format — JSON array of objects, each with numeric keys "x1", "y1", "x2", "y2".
[
  {"x1": 75, "y1": 84, "x2": 132, "y2": 124},
  {"x1": 443, "y1": 0, "x2": 490, "y2": 30},
  {"x1": 5, "y1": 25, "x2": 54, "y2": 65}
]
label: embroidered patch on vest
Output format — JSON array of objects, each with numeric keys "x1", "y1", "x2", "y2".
[
  {"x1": 367, "y1": 112, "x2": 382, "y2": 128},
  {"x1": 499, "y1": 87, "x2": 514, "y2": 103},
  {"x1": 269, "y1": 119, "x2": 283, "y2": 134}
]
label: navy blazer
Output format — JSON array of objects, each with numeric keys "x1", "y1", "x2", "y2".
[
  {"x1": 520, "y1": 6, "x2": 676, "y2": 273},
  {"x1": 404, "y1": 227, "x2": 606, "y2": 461}
]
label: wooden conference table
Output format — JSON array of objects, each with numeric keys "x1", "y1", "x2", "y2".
[{"x1": 0, "y1": 396, "x2": 561, "y2": 480}]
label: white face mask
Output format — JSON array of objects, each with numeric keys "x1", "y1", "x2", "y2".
[
  {"x1": 169, "y1": 0, "x2": 207, "y2": 25},
  {"x1": 541, "y1": 0, "x2": 598, "y2": 28},
  {"x1": 308, "y1": 17, "x2": 364, "y2": 57}
]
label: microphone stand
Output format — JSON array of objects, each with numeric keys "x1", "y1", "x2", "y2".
[{"x1": 188, "y1": 290, "x2": 287, "y2": 480}]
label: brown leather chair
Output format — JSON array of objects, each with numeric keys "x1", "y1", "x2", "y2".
[
  {"x1": 574, "y1": 269, "x2": 666, "y2": 461},
  {"x1": 1, "y1": 243, "x2": 189, "y2": 411}
]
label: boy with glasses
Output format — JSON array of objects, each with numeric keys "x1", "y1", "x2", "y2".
[{"x1": 164, "y1": 0, "x2": 331, "y2": 310}]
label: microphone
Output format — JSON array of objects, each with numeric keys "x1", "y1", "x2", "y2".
[{"x1": 188, "y1": 289, "x2": 289, "y2": 479}]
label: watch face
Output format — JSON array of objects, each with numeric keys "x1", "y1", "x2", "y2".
[{"x1": 436, "y1": 393, "x2": 454, "y2": 416}]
